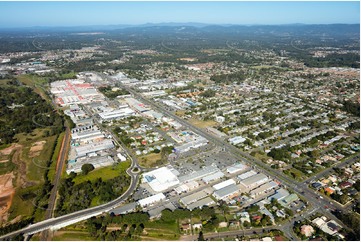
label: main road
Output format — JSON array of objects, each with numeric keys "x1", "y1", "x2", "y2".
[{"x1": 117, "y1": 83, "x2": 354, "y2": 229}]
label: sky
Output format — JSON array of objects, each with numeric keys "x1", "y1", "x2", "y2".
[{"x1": 0, "y1": 1, "x2": 359, "y2": 28}]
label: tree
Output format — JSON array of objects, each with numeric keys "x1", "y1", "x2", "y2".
[
  {"x1": 198, "y1": 231, "x2": 205, "y2": 241},
  {"x1": 81, "y1": 164, "x2": 94, "y2": 175}
]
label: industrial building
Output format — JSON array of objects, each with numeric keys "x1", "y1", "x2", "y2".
[
  {"x1": 147, "y1": 202, "x2": 177, "y2": 219},
  {"x1": 138, "y1": 193, "x2": 166, "y2": 208},
  {"x1": 213, "y1": 179, "x2": 236, "y2": 191},
  {"x1": 125, "y1": 97, "x2": 149, "y2": 113},
  {"x1": 142, "y1": 166, "x2": 180, "y2": 192},
  {"x1": 250, "y1": 181, "x2": 279, "y2": 198},
  {"x1": 110, "y1": 202, "x2": 137, "y2": 215},
  {"x1": 74, "y1": 139, "x2": 114, "y2": 158},
  {"x1": 237, "y1": 170, "x2": 258, "y2": 180},
  {"x1": 180, "y1": 190, "x2": 208, "y2": 206},
  {"x1": 50, "y1": 79, "x2": 105, "y2": 106},
  {"x1": 66, "y1": 155, "x2": 116, "y2": 174},
  {"x1": 187, "y1": 197, "x2": 215, "y2": 210},
  {"x1": 71, "y1": 129, "x2": 104, "y2": 143},
  {"x1": 279, "y1": 194, "x2": 299, "y2": 207},
  {"x1": 174, "y1": 136, "x2": 208, "y2": 153},
  {"x1": 178, "y1": 166, "x2": 220, "y2": 183},
  {"x1": 229, "y1": 136, "x2": 246, "y2": 145},
  {"x1": 98, "y1": 107, "x2": 135, "y2": 121},
  {"x1": 213, "y1": 184, "x2": 242, "y2": 201},
  {"x1": 174, "y1": 181, "x2": 199, "y2": 194},
  {"x1": 226, "y1": 163, "x2": 247, "y2": 174},
  {"x1": 268, "y1": 188, "x2": 290, "y2": 202},
  {"x1": 201, "y1": 171, "x2": 225, "y2": 184},
  {"x1": 240, "y1": 173, "x2": 269, "y2": 189}
]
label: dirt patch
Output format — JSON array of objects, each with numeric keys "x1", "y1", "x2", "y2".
[
  {"x1": 0, "y1": 144, "x2": 22, "y2": 156},
  {"x1": 0, "y1": 172, "x2": 15, "y2": 224},
  {"x1": 0, "y1": 160, "x2": 9, "y2": 163},
  {"x1": 189, "y1": 118, "x2": 217, "y2": 128},
  {"x1": 29, "y1": 140, "x2": 46, "y2": 158}
]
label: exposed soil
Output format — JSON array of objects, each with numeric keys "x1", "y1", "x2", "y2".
[
  {"x1": 0, "y1": 144, "x2": 22, "y2": 156},
  {"x1": 0, "y1": 172, "x2": 15, "y2": 224},
  {"x1": 29, "y1": 140, "x2": 46, "y2": 158}
]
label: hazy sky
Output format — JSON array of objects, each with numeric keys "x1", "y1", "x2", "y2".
[{"x1": 0, "y1": 1, "x2": 359, "y2": 28}]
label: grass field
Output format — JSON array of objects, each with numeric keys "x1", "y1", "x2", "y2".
[
  {"x1": 143, "y1": 221, "x2": 180, "y2": 240},
  {"x1": 139, "y1": 153, "x2": 162, "y2": 168},
  {"x1": 189, "y1": 118, "x2": 216, "y2": 128},
  {"x1": 17, "y1": 75, "x2": 51, "y2": 102},
  {"x1": 48, "y1": 132, "x2": 65, "y2": 182},
  {"x1": 72, "y1": 161, "x2": 130, "y2": 185},
  {"x1": 51, "y1": 231, "x2": 93, "y2": 241},
  {"x1": 7, "y1": 129, "x2": 58, "y2": 221}
]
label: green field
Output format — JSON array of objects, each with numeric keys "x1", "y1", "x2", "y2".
[
  {"x1": 48, "y1": 132, "x2": 65, "y2": 182},
  {"x1": 51, "y1": 231, "x2": 93, "y2": 241},
  {"x1": 72, "y1": 161, "x2": 130, "y2": 185}
]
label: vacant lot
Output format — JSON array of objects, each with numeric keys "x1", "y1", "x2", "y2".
[
  {"x1": 189, "y1": 118, "x2": 217, "y2": 128},
  {"x1": 139, "y1": 153, "x2": 163, "y2": 168},
  {"x1": 72, "y1": 161, "x2": 130, "y2": 185}
]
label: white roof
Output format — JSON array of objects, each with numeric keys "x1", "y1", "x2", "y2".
[
  {"x1": 213, "y1": 179, "x2": 236, "y2": 190},
  {"x1": 138, "y1": 193, "x2": 165, "y2": 207},
  {"x1": 202, "y1": 171, "x2": 225, "y2": 183},
  {"x1": 142, "y1": 166, "x2": 180, "y2": 192},
  {"x1": 227, "y1": 163, "x2": 246, "y2": 174}
]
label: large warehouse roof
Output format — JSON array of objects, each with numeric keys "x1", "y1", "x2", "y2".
[
  {"x1": 138, "y1": 193, "x2": 165, "y2": 207},
  {"x1": 142, "y1": 166, "x2": 180, "y2": 192}
]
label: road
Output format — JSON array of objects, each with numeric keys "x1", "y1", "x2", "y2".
[
  {"x1": 0, "y1": 116, "x2": 142, "y2": 240},
  {"x1": 1, "y1": 76, "x2": 357, "y2": 240},
  {"x1": 117, "y1": 83, "x2": 354, "y2": 230},
  {"x1": 41, "y1": 125, "x2": 71, "y2": 240}
]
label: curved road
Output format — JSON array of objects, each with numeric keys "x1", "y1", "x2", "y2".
[{"x1": 0, "y1": 147, "x2": 142, "y2": 240}]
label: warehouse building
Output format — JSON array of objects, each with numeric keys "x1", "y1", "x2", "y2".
[
  {"x1": 240, "y1": 173, "x2": 269, "y2": 189},
  {"x1": 74, "y1": 139, "x2": 114, "y2": 158},
  {"x1": 147, "y1": 202, "x2": 177, "y2": 219},
  {"x1": 174, "y1": 181, "x2": 199, "y2": 194},
  {"x1": 110, "y1": 202, "x2": 137, "y2": 215},
  {"x1": 174, "y1": 136, "x2": 208, "y2": 154},
  {"x1": 227, "y1": 163, "x2": 247, "y2": 174},
  {"x1": 71, "y1": 129, "x2": 104, "y2": 143},
  {"x1": 202, "y1": 171, "x2": 225, "y2": 184},
  {"x1": 279, "y1": 194, "x2": 299, "y2": 207},
  {"x1": 250, "y1": 181, "x2": 279, "y2": 198},
  {"x1": 213, "y1": 179, "x2": 236, "y2": 190},
  {"x1": 187, "y1": 197, "x2": 215, "y2": 210},
  {"x1": 268, "y1": 188, "x2": 290, "y2": 202},
  {"x1": 138, "y1": 193, "x2": 166, "y2": 208},
  {"x1": 125, "y1": 97, "x2": 149, "y2": 113},
  {"x1": 142, "y1": 166, "x2": 180, "y2": 192},
  {"x1": 178, "y1": 166, "x2": 220, "y2": 183},
  {"x1": 98, "y1": 107, "x2": 135, "y2": 121},
  {"x1": 213, "y1": 184, "x2": 242, "y2": 201},
  {"x1": 66, "y1": 155, "x2": 116, "y2": 174},
  {"x1": 180, "y1": 191, "x2": 208, "y2": 206},
  {"x1": 237, "y1": 170, "x2": 257, "y2": 181},
  {"x1": 229, "y1": 136, "x2": 246, "y2": 145}
]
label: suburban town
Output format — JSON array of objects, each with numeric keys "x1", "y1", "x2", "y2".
[{"x1": 0, "y1": 2, "x2": 359, "y2": 241}]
